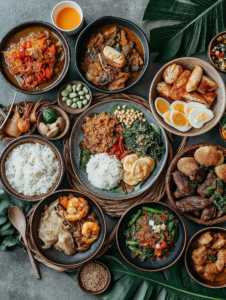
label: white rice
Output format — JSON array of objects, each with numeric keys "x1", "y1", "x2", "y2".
[
  {"x1": 86, "y1": 153, "x2": 123, "y2": 190},
  {"x1": 5, "y1": 143, "x2": 59, "y2": 196}
]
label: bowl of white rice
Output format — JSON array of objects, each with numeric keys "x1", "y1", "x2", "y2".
[{"x1": 0, "y1": 135, "x2": 64, "y2": 202}]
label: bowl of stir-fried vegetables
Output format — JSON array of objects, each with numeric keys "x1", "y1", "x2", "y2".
[{"x1": 116, "y1": 201, "x2": 187, "y2": 271}]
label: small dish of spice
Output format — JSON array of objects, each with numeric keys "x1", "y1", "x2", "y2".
[{"x1": 77, "y1": 261, "x2": 111, "y2": 295}]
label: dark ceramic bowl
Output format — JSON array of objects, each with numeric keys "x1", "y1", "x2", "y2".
[
  {"x1": 219, "y1": 113, "x2": 226, "y2": 142},
  {"x1": 208, "y1": 31, "x2": 226, "y2": 73},
  {"x1": 31, "y1": 190, "x2": 106, "y2": 267},
  {"x1": 0, "y1": 21, "x2": 70, "y2": 95},
  {"x1": 116, "y1": 201, "x2": 187, "y2": 272},
  {"x1": 185, "y1": 227, "x2": 226, "y2": 288},
  {"x1": 75, "y1": 16, "x2": 149, "y2": 93}
]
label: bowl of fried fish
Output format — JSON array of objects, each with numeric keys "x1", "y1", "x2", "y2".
[{"x1": 149, "y1": 57, "x2": 226, "y2": 137}]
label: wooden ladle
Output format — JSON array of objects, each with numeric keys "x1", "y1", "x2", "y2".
[{"x1": 8, "y1": 206, "x2": 40, "y2": 279}]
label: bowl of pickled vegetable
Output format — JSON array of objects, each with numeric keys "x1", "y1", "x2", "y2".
[
  {"x1": 57, "y1": 80, "x2": 92, "y2": 114},
  {"x1": 208, "y1": 32, "x2": 226, "y2": 73},
  {"x1": 116, "y1": 201, "x2": 187, "y2": 271}
]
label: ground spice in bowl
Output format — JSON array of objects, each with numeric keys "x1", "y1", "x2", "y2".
[{"x1": 78, "y1": 261, "x2": 111, "y2": 294}]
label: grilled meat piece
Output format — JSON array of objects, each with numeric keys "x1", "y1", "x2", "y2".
[
  {"x1": 109, "y1": 72, "x2": 130, "y2": 91},
  {"x1": 191, "y1": 246, "x2": 208, "y2": 265},
  {"x1": 174, "y1": 188, "x2": 184, "y2": 199},
  {"x1": 215, "y1": 249, "x2": 226, "y2": 271},
  {"x1": 204, "y1": 263, "x2": 219, "y2": 282},
  {"x1": 211, "y1": 238, "x2": 226, "y2": 250},
  {"x1": 197, "y1": 172, "x2": 217, "y2": 197},
  {"x1": 172, "y1": 171, "x2": 195, "y2": 196},
  {"x1": 207, "y1": 171, "x2": 217, "y2": 180},
  {"x1": 189, "y1": 168, "x2": 206, "y2": 182},
  {"x1": 201, "y1": 205, "x2": 216, "y2": 221},
  {"x1": 198, "y1": 231, "x2": 213, "y2": 247},
  {"x1": 193, "y1": 210, "x2": 200, "y2": 217},
  {"x1": 175, "y1": 196, "x2": 211, "y2": 212},
  {"x1": 194, "y1": 264, "x2": 205, "y2": 274}
]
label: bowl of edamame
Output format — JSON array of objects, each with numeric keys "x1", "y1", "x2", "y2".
[{"x1": 57, "y1": 80, "x2": 92, "y2": 114}]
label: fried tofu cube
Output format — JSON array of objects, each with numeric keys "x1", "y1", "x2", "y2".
[
  {"x1": 203, "y1": 92, "x2": 217, "y2": 107},
  {"x1": 196, "y1": 75, "x2": 219, "y2": 94},
  {"x1": 170, "y1": 70, "x2": 191, "y2": 100},
  {"x1": 182, "y1": 91, "x2": 209, "y2": 106},
  {"x1": 156, "y1": 82, "x2": 174, "y2": 102},
  {"x1": 162, "y1": 64, "x2": 184, "y2": 85}
]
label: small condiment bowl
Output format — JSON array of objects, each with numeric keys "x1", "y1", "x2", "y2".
[
  {"x1": 51, "y1": 1, "x2": 84, "y2": 35},
  {"x1": 219, "y1": 112, "x2": 226, "y2": 142},
  {"x1": 185, "y1": 227, "x2": 226, "y2": 288},
  {"x1": 37, "y1": 105, "x2": 70, "y2": 140},
  {"x1": 208, "y1": 31, "x2": 226, "y2": 73},
  {"x1": 57, "y1": 80, "x2": 92, "y2": 115},
  {"x1": 77, "y1": 261, "x2": 111, "y2": 295}
]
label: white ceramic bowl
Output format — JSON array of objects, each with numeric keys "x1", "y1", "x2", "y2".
[{"x1": 51, "y1": 1, "x2": 84, "y2": 35}]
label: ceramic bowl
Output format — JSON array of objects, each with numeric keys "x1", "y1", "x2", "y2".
[
  {"x1": 51, "y1": 1, "x2": 84, "y2": 35},
  {"x1": 208, "y1": 31, "x2": 226, "y2": 73},
  {"x1": 77, "y1": 261, "x2": 111, "y2": 294},
  {"x1": 219, "y1": 112, "x2": 226, "y2": 143},
  {"x1": 0, "y1": 21, "x2": 70, "y2": 95},
  {"x1": 149, "y1": 57, "x2": 226, "y2": 137},
  {"x1": 116, "y1": 201, "x2": 187, "y2": 272},
  {"x1": 57, "y1": 80, "x2": 92, "y2": 115},
  {"x1": 185, "y1": 227, "x2": 226, "y2": 288},
  {"x1": 30, "y1": 190, "x2": 106, "y2": 267},
  {"x1": 0, "y1": 135, "x2": 64, "y2": 202},
  {"x1": 37, "y1": 105, "x2": 70, "y2": 140},
  {"x1": 75, "y1": 16, "x2": 149, "y2": 93},
  {"x1": 165, "y1": 142, "x2": 226, "y2": 225}
]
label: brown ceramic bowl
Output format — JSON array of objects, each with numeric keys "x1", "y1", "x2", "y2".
[
  {"x1": 219, "y1": 112, "x2": 226, "y2": 142},
  {"x1": 116, "y1": 201, "x2": 187, "y2": 272},
  {"x1": 77, "y1": 261, "x2": 111, "y2": 294},
  {"x1": 37, "y1": 104, "x2": 70, "y2": 140},
  {"x1": 0, "y1": 135, "x2": 64, "y2": 202},
  {"x1": 30, "y1": 190, "x2": 106, "y2": 268},
  {"x1": 208, "y1": 31, "x2": 226, "y2": 73},
  {"x1": 0, "y1": 21, "x2": 70, "y2": 95},
  {"x1": 165, "y1": 142, "x2": 226, "y2": 225},
  {"x1": 185, "y1": 227, "x2": 226, "y2": 288},
  {"x1": 149, "y1": 57, "x2": 226, "y2": 137},
  {"x1": 57, "y1": 80, "x2": 92, "y2": 114}
]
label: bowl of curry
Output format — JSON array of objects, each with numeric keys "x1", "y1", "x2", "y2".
[
  {"x1": 0, "y1": 21, "x2": 70, "y2": 94},
  {"x1": 75, "y1": 16, "x2": 149, "y2": 93}
]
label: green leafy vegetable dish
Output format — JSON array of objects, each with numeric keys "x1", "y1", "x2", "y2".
[
  {"x1": 79, "y1": 103, "x2": 165, "y2": 195},
  {"x1": 124, "y1": 207, "x2": 178, "y2": 261}
]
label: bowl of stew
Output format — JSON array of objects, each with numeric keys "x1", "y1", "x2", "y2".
[
  {"x1": 0, "y1": 21, "x2": 70, "y2": 94},
  {"x1": 75, "y1": 16, "x2": 149, "y2": 93}
]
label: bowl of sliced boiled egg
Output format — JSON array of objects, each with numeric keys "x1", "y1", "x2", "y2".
[{"x1": 149, "y1": 57, "x2": 226, "y2": 137}]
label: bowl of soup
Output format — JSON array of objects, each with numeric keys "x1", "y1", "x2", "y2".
[
  {"x1": 0, "y1": 21, "x2": 70, "y2": 95},
  {"x1": 75, "y1": 16, "x2": 149, "y2": 93}
]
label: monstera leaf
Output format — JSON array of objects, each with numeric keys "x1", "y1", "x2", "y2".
[
  {"x1": 143, "y1": 0, "x2": 226, "y2": 62},
  {"x1": 67, "y1": 250, "x2": 226, "y2": 300}
]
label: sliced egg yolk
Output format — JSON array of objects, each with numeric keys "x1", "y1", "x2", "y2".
[
  {"x1": 172, "y1": 112, "x2": 190, "y2": 127},
  {"x1": 187, "y1": 106, "x2": 199, "y2": 115},
  {"x1": 156, "y1": 99, "x2": 169, "y2": 114},
  {"x1": 195, "y1": 112, "x2": 210, "y2": 122},
  {"x1": 164, "y1": 111, "x2": 171, "y2": 123},
  {"x1": 172, "y1": 103, "x2": 185, "y2": 113}
]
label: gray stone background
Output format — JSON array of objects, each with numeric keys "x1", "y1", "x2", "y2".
[{"x1": 0, "y1": 0, "x2": 226, "y2": 299}]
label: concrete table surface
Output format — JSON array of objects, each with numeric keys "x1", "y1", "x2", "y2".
[{"x1": 1, "y1": 1, "x2": 226, "y2": 299}]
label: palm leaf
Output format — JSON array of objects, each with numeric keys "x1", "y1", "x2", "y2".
[
  {"x1": 67, "y1": 250, "x2": 226, "y2": 300},
  {"x1": 143, "y1": 0, "x2": 226, "y2": 62}
]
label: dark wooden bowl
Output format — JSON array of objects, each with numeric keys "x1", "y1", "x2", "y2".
[
  {"x1": 57, "y1": 81, "x2": 92, "y2": 115},
  {"x1": 165, "y1": 142, "x2": 226, "y2": 225},
  {"x1": 219, "y1": 112, "x2": 226, "y2": 142},
  {"x1": 30, "y1": 190, "x2": 106, "y2": 268},
  {"x1": 0, "y1": 21, "x2": 70, "y2": 95},
  {"x1": 185, "y1": 227, "x2": 226, "y2": 288},
  {"x1": 116, "y1": 201, "x2": 187, "y2": 272},
  {"x1": 77, "y1": 261, "x2": 111, "y2": 294},
  {"x1": 208, "y1": 31, "x2": 226, "y2": 73},
  {"x1": 0, "y1": 135, "x2": 64, "y2": 202},
  {"x1": 75, "y1": 16, "x2": 149, "y2": 93},
  {"x1": 149, "y1": 57, "x2": 226, "y2": 137},
  {"x1": 37, "y1": 104, "x2": 70, "y2": 140}
]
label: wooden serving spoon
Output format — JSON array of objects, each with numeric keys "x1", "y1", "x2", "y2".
[{"x1": 8, "y1": 206, "x2": 40, "y2": 279}]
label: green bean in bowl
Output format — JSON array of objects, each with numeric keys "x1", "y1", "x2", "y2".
[
  {"x1": 124, "y1": 207, "x2": 178, "y2": 262},
  {"x1": 61, "y1": 83, "x2": 91, "y2": 110}
]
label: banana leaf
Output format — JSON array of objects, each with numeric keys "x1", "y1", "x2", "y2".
[
  {"x1": 67, "y1": 249, "x2": 226, "y2": 300},
  {"x1": 143, "y1": 0, "x2": 226, "y2": 62}
]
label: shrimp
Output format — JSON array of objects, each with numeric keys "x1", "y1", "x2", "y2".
[
  {"x1": 81, "y1": 221, "x2": 100, "y2": 244},
  {"x1": 64, "y1": 197, "x2": 89, "y2": 221},
  {"x1": 17, "y1": 101, "x2": 33, "y2": 133},
  {"x1": 4, "y1": 104, "x2": 22, "y2": 137},
  {"x1": 30, "y1": 97, "x2": 44, "y2": 123}
]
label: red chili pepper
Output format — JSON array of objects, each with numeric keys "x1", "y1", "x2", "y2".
[
  {"x1": 160, "y1": 240, "x2": 167, "y2": 249},
  {"x1": 109, "y1": 145, "x2": 118, "y2": 155},
  {"x1": 126, "y1": 184, "x2": 134, "y2": 191},
  {"x1": 210, "y1": 51, "x2": 215, "y2": 55},
  {"x1": 119, "y1": 135, "x2": 124, "y2": 154},
  {"x1": 155, "y1": 249, "x2": 162, "y2": 256},
  {"x1": 119, "y1": 150, "x2": 134, "y2": 160},
  {"x1": 135, "y1": 222, "x2": 140, "y2": 226},
  {"x1": 143, "y1": 215, "x2": 147, "y2": 222},
  {"x1": 120, "y1": 180, "x2": 127, "y2": 194},
  {"x1": 216, "y1": 53, "x2": 224, "y2": 58}
]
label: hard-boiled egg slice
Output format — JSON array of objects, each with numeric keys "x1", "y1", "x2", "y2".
[
  {"x1": 184, "y1": 102, "x2": 207, "y2": 115},
  {"x1": 163, "y1": 111, "x2": 175, "y2": 128},
  {"x1": 189, "y1": 108, "x2": 214, "y2": 129},
  {"x1": 155, "y1": 97, "x2": 170, "y2": 117},
  {"x1": 170, "y1": 101, "x2": 186, "y2": 114},
  {"x1": 170, "y1": 110, "x2": 192, "y2": 132}
]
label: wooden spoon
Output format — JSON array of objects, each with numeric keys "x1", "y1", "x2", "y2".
[{"x1": 8, "y1": 206, "x2": 40, "y2": 279}]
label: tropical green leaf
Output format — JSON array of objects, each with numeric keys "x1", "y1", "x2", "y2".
[
  {"x1": 67, "y1": 250, "x2": 226, "y2": 300},
  {"x1": 143, "y1": 0, "x2": 226, "y2": 62}
]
